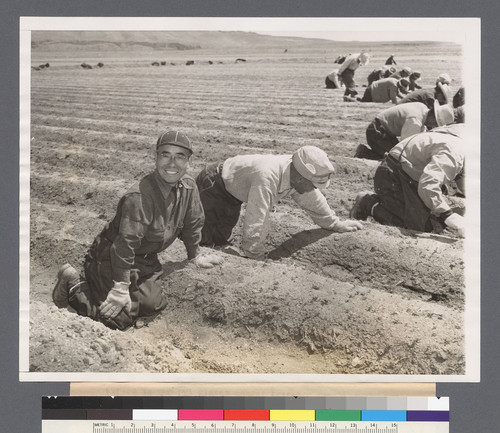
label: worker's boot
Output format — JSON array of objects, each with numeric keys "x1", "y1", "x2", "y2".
[
  {"x1": 52, "y1": 263, "x2": 80, "y2": 308},
  {"x1": 349, "y1": 192, "x2": 379, "y2": 220},
  {"x1": 354, "y1": 144, "x2": 381, "y2": 160}
]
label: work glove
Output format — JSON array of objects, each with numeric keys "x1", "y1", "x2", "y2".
[
  {"x1": 330, "y1": 219, "x2": 363, "y2": 233},
  {"x1": 99, "y1": 281, "x2": 132, "y2": 319},
  {"x1": 444, "y1": 213, "x2": 465, "y2": 237},
  {"x1": 193, "y1": 253, "x2": 224, "y2": 269}
]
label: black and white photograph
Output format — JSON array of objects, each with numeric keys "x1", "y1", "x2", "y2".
[{"x1": 19, "y1": 17, "x2": 480, "y2": 381}]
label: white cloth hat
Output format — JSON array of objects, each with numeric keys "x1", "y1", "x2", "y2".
[
  {"x1": 436, "y1": 73, "x2": 452, "y2": 85},
  {"x1": 437, "y1": 82, "x2": 454, "y2": 104},
  {"x1": 358, "y1": 52, "x2": 370, "y2": 66},
  {"x1": 434, "y1": 99, "x2": 455, "y2": 127},
  {"x1": 292, "y1": 146, "x2": 335, "y2": 189}
]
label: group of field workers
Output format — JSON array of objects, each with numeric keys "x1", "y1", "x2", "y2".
[
  {"x1": 326, "y1": 52, "x2": 465, "y2": 238},
  {"x1": 52, "y1": 52, "x2": 466, "y2": 331}
]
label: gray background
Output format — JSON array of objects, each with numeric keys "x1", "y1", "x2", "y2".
[{"x1": 1, "y1": 1, "x2": 498, "y2": 432}]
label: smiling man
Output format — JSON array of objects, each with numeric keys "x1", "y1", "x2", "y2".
[
  {"x1": 52, "y1": 131, "x2": 222, "y2": 330},
  {"x1": 196, "y1": 146, "x2": 363, "y2": 260}
]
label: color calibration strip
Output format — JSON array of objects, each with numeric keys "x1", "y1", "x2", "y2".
[{"x1": 42, "y1": 397, "x2": 449, "y2": 422}]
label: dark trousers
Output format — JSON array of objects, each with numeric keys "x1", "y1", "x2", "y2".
[
  {"x1": 372, "y1": 155, "x2": 434, "y2": 232},
  {"x1": 340, "y1": 69, "x2": 355, "y2": 95},
  {"x1": 68, "y1": 234, "x2": 167, "y2": 330},
  {"x1": 196, "y1": 162, "x2": 242, "y2": 246},
  {"x1": 360, "y1": 87, "x2": 373, "y2": 102},
  {"x1": 366, "y1": 118, "x2": 399, "y2": 159}
]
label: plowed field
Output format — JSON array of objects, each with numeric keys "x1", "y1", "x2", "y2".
[{"x1": 27, "y1": 34, "x2": 467, "y2": 377}]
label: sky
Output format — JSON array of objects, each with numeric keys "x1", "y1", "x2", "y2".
[{"x1": 21, "y1": 17, "x2": 476, "y2": 44}]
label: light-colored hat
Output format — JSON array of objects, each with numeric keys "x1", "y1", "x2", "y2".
[
  {"x1": 292, "y1": 146, "x2": 335, "y2": 189},
  {"x1": 358, "y1": 52, "x2": 370, "y2": 66},
  {"x1": 437, "y1": 82, "x2": 454, "y2": 104},
  {"x1": 434, "y1": 99, "x2": 455, "y2": 127},
  {"x1": 436, "y1": 73, "x2": 452, "y2": 85}
]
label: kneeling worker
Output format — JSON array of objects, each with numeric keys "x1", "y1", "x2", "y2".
[
  {"x1": 355, "y1": 77, "x2": 409, "y2": 104},
  {"x1": 52, "y1": 131, "x2": 223, "y2": 330},
  {"x1": 355, "y1": 100, "x2": 456, "y2": 160},
  {"x1": 196, "y1": 146, "x2": 363, "y2": 260},
  {"x1": 350, "y1": 123, "x2": 466, "y2": 236}
]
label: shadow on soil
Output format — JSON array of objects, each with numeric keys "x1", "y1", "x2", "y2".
[{"x1": 267, "y1": 228, "x2": 333, "y2": 260}]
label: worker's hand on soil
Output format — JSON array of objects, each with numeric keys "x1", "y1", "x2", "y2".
[
  {"x1": 99, "y1": 281, "x2": 132, "y2": 319},
  {"x1": 193, "y1": 253, "x2": 224, "y2": 268},
  {"x1": 332, "y1": 219, "x2": 363, "y2": 232},
  {"x1": 444, "y1": 213, "x2": 465, "y2": 237}
]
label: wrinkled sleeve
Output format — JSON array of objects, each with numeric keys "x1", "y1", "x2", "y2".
[
  {"x1": 241, "y1": 182, "x2": 276, "y2": 260},
  {"x1": 400, "y1": 118, "x2": 424, "y2": 140},
  {"x1": 418, "y1": 150, "x2": 462, "y2": 215},
  {"x1": 181, "y1": 186, "x2": 205, "y2": 259},
  {"x1": 110, "y1": 194, "x2": 151, "y2": 283},
  {"x1": 292, "y1": 189, "x2": 340, "y2": 229}
]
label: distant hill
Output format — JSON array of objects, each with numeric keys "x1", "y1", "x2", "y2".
[
  {"x1": 31, "y1": 30, "x2": 451, "y2": 53},
  {"x1": 31, "y1": 31, "x2": 338, "y2": 51}
]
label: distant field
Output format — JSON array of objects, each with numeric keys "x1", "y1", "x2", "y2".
[{"x1": 27, "y1": 34, "x2": 467, "y2": 377}]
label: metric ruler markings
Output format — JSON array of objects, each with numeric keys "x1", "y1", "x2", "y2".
[
  {"x1": 43, "y1": 420, "x2": 449, "y2": 433},
  {"x1": 90, "y1": 426, "x2": 400, "y2": 433}
]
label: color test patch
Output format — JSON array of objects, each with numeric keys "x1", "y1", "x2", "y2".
[
  {"x1": 178, "y1": 410, "x2": 224, "y2": 420},
  {"x1": 270, "y1": 410, "x2": 316, "y2": 421},
  {"x1": 316, "y1": 410, "x2": 362, "y2": 421},
  {"x1": 224, "y1": 410, "x2": 269, "y2": 420}
]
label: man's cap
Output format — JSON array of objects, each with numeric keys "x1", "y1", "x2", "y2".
[
  {"x1": 358, "y1": 52, "x2": 370, "y2": 66},
  {"x1": 434, "y1": 99, "x2": 455, "y2": 127},
  {"x1": 401, "y1": 66, "x2": 412, "y2": 75},
  {"x1": 292, "y1": 146, "x2": 335, "y2": 189},
  {"x1": 437, "y1": 82, "x2": 454, "y2": 104},
  {"x1": 436, "y1": 73, "x2": 452, "y2": 85},
  {"x1": 156, "y1": 131, "x2": 193, "y2": 154},
  {"x1": 411, "y1": 71, "x2": 421, "y2": 79}
]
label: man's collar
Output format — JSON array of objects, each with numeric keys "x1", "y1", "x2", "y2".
[{"x1": 153, "y1": 171, "x2": 193, "y2": 200}]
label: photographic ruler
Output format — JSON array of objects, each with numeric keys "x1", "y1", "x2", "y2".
[{"x1": 41, "y1": 397, "x2": 449, "y2": 433}]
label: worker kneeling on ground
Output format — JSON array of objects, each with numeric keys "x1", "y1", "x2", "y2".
[
  {"x1": 349, "y1": 123, "x2": 466, "y2": 237},
  {"x1": 196, "y1": 146, "x2": 363, "y2": 260},
  {"x1": 355, "y1": 100, "x2": 456, "y2": 160},
  {"x1": 52, "y1": 131, "x2": 223, "y2": 330}
]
